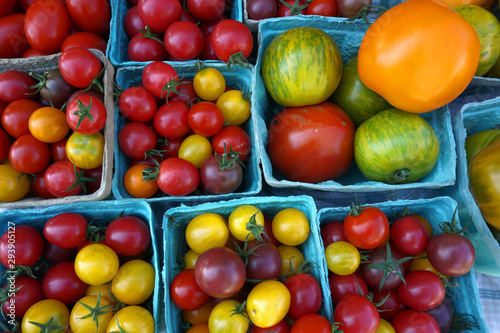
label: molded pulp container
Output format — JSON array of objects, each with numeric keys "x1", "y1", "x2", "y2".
[
  {"x1": 162, "y1": 195, "x2": 334, "y2": 331},
  {"x1": 252, "y1": 17, "x2": 456, "y2": 193},
  {"x1": 442, "y1": 97, "x2": 500, "y2": 277},
  {"x1": 112, "y1": 62, "x2": 262, "y2": 203},
  {"x1": 0, "y1": 200, "x2": 161, "y2": 331},
  {"x1": 0, "y1": 50, "x2": 114, "y2": 208},
  {"x1": 107, "y1": 0, "x2": 243, "y2": 67},
  {"x1": 317, "y1": 196, "x2": 489, "y2": 332}
]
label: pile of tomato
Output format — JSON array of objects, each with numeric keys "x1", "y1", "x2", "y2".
[
  {"x1": 0, "y1": 212, "x2": 156, "y2": 333},
  {"x1": 117, "y1": 62, "x2": 252, "y2": 198},
  {"x1": 169, "y1": 204, "x2": 337, "y2": 333},
  {"x1": 0, "y1": 49, "x2": 109, "y2": 203},
  {"x1": 321, "y1": 203, "x2": 477, "y2": 332},
  {"x1": 123, "y1": 0, "x2": 253, "y2": 64},
  {"x1": 0, "y1": 0, "x2": 110, "y2": 59}
]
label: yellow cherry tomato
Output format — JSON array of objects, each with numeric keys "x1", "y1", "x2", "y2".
[
  {"x1": 111, "y1": 259, "x2": 155, "y2": 305},
  {"x1": 178, "y1": 134, "x2": 212, "y2": 168},
  {"x1": 208, "y1": 300, "x2": 249, "y2": 333},
  {"x1": 70, "y1": 295, "x2": 113, "y2": 333},
  {"x1": 185, "y1": 213, "x2": 229, "y2": 254},
  {"x1": 409, "y1": 251, "x2": 439, "y2": 275},
  {"x1": 0, "y1": 164, "x2": 30, "y2": 202},
  {"x1": 277, "y1": 245, "x2": 305, "y2": 278},
  {"x1": 246, "y1": 280, "x2": 291, "y2": 328},
  {"x1": 193, "y1": 67, "x2": 226, "y2": 101},
  {"x1": 376, "y1": 319, "x2": 396, "y2": 333},
  {"x1": 106, "y1": 306, "x2": 155, "y2": 333},
  {"x1": 216, "y1": 89, "x2": 251, "y2": 126},
  {"x1": 22, "y1": 299, "x2": 70, "y2": 333},
  {"x1": 66, "y1": 131, "x2": 105, "y2": 169},
  {"x1": 272, "y1": 208, "x2": 310, "y2": 246},
  {"x1": 28, "y1": 106, "x2": 69, "y2": 143},
  {"x1": 184, "y1": 249, "x2": 201, "y2": 269},
  {"x1": 228, "y1": 204, "x2": 265, "y2": 242},
  {"x1": 325, "y1": 241, "x2": 360, "y2": 276},
  {"x1": 124, "y1": 164, "x2": 159, "y2": 198},
  {"x1": 75, "y1": 244, "x2": 120, "y2": 285}
]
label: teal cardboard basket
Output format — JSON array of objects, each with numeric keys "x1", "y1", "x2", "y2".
[
  {"x1": 107, "y1": 0, "x2": 243, "y2": 67},
  {"x1": 317, "y1": 196, "x2": 489, "y2": 332},
  {"x1": 442, "y1": 97, "x2": 500, "y2": 277},
  {"x1": 252, "y1": 17, "x2": 456, "y2": 193},
  {"x1": 112, "y1": 62, "x2": 262, "y2": 203},
  {"x1": 162, "y1": 195, "x2": 333, "y2": 331},
  {"x1": 0, "y1": 200, "x2": 160, "y2": 331}
]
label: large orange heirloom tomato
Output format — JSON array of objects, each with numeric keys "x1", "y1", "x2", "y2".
[{"x1": 357, "y1": 0, "x2": 480, "y2": 113}]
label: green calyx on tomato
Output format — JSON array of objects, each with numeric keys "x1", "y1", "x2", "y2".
[
  {"x1": 364, "y1": 245, "x2": 414, "y2": 291},
  {"x1": 28, "y1": 317, "x2": 68, "y2": 332},
  {"x1": 72, "y1": 99, "x2": 95, "y2": 132},
  {"x1": 64, "y1": 163, "x2": 98, "y2": 195},
  {"x1": 74, "y1": 294, "x2": 113, "y2": 331},
  {"x1": 139, "y1": 26, "x2": 165, "y2": 46},
  {"x1": 161, "y1": 78, "x2": 188, "y2": 104},
  {"x1": 216, "y1": 144, "x2": 245, "y2": 171},
  {"x1": 278, "y1": 0, "x2": 310, "y2": 15}
]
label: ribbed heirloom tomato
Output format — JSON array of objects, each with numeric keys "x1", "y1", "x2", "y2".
[
  {"x1": 357, "y1": 0, "x2": 480, "y2": 113},
  {"x1": 268, "y1": 101, "x2": 355, "y2": 183}
]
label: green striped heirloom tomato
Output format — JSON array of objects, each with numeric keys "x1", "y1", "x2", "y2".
[
  {"x1": 464, "y1": 129, "x2": 500, "y2": 165},
  {"x1": 328, "y1": 57, "x2": 391, "y2": 127},
  {"x1": 452, "y1": 4, "x2": 500, "y2": 77},
  {"x1": 468, "y1": 141, "x2": 500, "y2": 229},
  {"x1": 261, "y1": 27, "x2": 342, "y2": 107},
  {"x1": 354, "y1": 108, "x2": 439, "y2": 184}
]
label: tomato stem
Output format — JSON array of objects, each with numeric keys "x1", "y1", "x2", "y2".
[
  {"x1": 85, "y1": 67, "x2": 106, "y2": 94},
  {"x1": 65, "y1": 164, "x2": 98, "y2": 195},
  {"x1": 226, "y1": 52, "x2": 252, "y2": 72},
  {"x1": 28, "y1": 317, "x2": 68, "y2": 333},
  {"x1": 25, "y1": 69, "x2": 48, "y2": 95},
  {"x1": 451, "y1": 314, "x2": 479, "y2": 331},
  {"x1": 142, "y1": 166, "x2": 160, "y2": 182},
  {"x1": 229, "y1": 301, "x2": 250, "y2": 322},
  {"x1": 77, "y1": 293, "x2": 114, "y2": 331},
  {"x1": 278, "y1": 0, "x2": 310, "y2": 15},
  {"x1": 364, "y1": 245, "x2": 414, "y2": 291},
  {"x1": 139, "y1": 26, "x2": 165, "y2": 46},
  {"x1": 347, "y1": 5, "x2": 388, "y2": 26},
  {"x1": 161, "y1": 76, "x2": 189, "y2": 105},
  {"x1": 245, "y1": 213, "x2": 266, "y2": 242},
  {"x1": 215, "y1": 144, "x2": 245, "y2": 171},
  {"x1": 394, "y1": 168, "x2": 410, "y2": 183},
  {"x1": 73, "y1": 98, "x2": 94, "y2": 132}
]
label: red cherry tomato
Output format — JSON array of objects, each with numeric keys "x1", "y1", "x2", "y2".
[
  {"x1": 105, "y1": 216, "x2": 151, "y2": 257},
  {"x1": 58, "y1": 47, "x2": 103, "y2": 89},
  {"x1": 43, "y1": 213, "x2": 88, "y2": 249}
]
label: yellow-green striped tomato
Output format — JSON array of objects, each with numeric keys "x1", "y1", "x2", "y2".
[
  {"x1": 354, "y1": 108, "x2": 439, "y2": 184},
  {"x1": 261, "y1": 27, "x2": 343, "y2": 107},
  {"x1": 453, "y1": 4, "x2": 500, "y2": 76}
]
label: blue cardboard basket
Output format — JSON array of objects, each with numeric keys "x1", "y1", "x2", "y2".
[
  {"x1": 112, "y1": 62, "x2": 262, "y2": 203},
  {"x1": 162, "y1": 195, "x2": 333, "y2": 331},
  {"x1": 252, "y1": 17, "x2": 456, "y2": 193},
  {"x1": 317, "y1": 196, "x2": 489, "y2": 332},
  {"x1": 107, "y1": 0, "x2": 243, "y2": 67},
  {"x1": 0, "y1": 200, "x2": 161, "y2": 331},
  {"x1": 442, "y1": 97, "x2": 500, "y2": 277}
]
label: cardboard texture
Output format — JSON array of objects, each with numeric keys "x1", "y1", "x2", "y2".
[
  {"x1": 252, "y1": 17, "x2": 456, "y2": 192},
  {"x1": 112, "y1": 62, "x2": 262, "y2": 203},
  {"x1": 162, "y1": 195, "x2": 333, "y2": 331},
  {"x1": 107, "y1": 0, "x2": 243, "y2": 67},
  {"x1": 317, "y1": 196, "x2": 489, "y2": 332},
  {"x1": 0, "y1": 50, "x2": 114, "y2": 208},
  {"x1": 0, "y1": 200, "x2": 160, "y2": 331}
]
